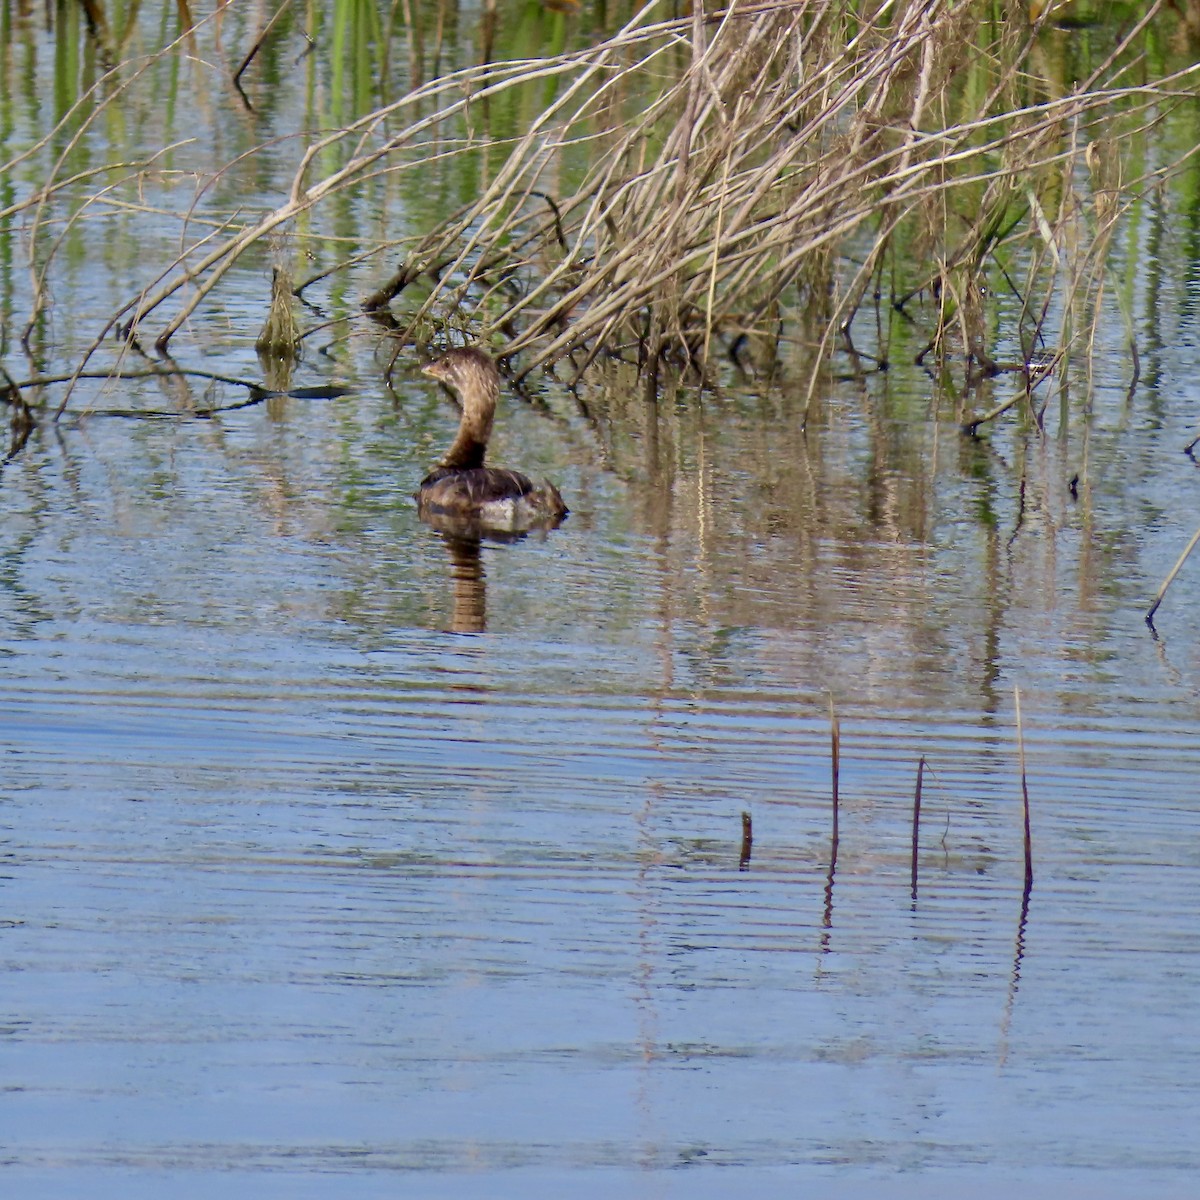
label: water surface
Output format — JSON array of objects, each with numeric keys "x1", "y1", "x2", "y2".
[{"x1": 3, "y1": 4, "x2": 1200, "y2": 1197}]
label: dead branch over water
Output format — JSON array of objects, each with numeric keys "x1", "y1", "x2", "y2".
[
  {"x1": 22, "y1": 2, "x2": 1200, "y2": 411},
  {"x1": 327, "y1": 0, "x2": 1193, "y2": 390}
]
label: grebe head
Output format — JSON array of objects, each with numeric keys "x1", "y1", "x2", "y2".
[{"x1": 422, "y1": 347, "x2": 500, "y2": 409}]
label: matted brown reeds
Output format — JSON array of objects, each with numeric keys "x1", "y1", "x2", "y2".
[
  {"x1": 16, "y1": 2, "x2": 1200, "y2": 419},
  {"x1": 340, "y1": 0, "x2": 1196, "y2": 405}
]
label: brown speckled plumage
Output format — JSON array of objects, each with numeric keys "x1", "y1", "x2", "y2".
[{"x1": 416, "y1": 348, "x2": 568, "y2": 533}]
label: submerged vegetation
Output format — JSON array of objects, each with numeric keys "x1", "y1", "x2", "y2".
[{"x1": 1, "y1": 0, "x2": 1199, "y2": 439}]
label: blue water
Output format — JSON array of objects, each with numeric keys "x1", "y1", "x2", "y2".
[
  {"x1": 3, "y1": 361, "x2": 1200, "y2": 1198},
  {"x1": 4, "y1": 4, "x2": 1200, "y2": 1195}
]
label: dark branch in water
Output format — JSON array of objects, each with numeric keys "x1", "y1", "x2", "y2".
[
  {"x1": 234, "y1": 0, "x2": 296, "y2": 102},
  {"x1": 822, "y1": 697, "x2": 840, "y2": 942},
  {"x1": 1015, "y1": 687, "x2": 1034, "y2": 893},
  {"x1": 2, "y1": 367, "x2": 36, "y2": 464},
  {"x1": 738, "y1": 811, "x2": 753, "y2": 871},
  {"x1": 910, "y1": 757, "x2": 925, "y2": 902},
  {"x1": 2, "y1": 367, "x2": 350, "y2": 431}
]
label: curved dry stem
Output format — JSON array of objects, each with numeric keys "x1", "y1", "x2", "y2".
[{"x1": 73, "y1": 0, "x2": 1200, "y2": 425}]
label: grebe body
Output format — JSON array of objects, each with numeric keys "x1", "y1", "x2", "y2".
[{"x1": 416, "y1": 348, "x2": 568, "y2": 534}]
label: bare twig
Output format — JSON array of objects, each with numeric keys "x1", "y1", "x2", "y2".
[
  {"x1": 910, "y1": 756, "x2": 925, "y2": 900},
  {"x1": 1015, "y1": 686, "x2": 1033, "y2": 892},
  {"x1": 1146, "y1": 524, "x2": 1200, "y2": 627}
]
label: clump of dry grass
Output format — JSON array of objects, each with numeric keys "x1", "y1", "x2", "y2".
[
  {"x1": 366, "y1": 0, "x2": 1194, "y2": 414},
  {"x1": 53, "y1": 0, "x2": 1200, "y2": 418},
  {"x1": 255, "y1": 265, "x2": 302, "y2": 359}
]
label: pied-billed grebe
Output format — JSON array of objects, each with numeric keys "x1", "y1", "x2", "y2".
[{"x1": 416, "y1": 347, "x2": 568, "y2": 533}]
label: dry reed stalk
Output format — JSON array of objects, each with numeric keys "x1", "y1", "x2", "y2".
[
  {"x1": 1015, "y1": 686, "x2": 1033, "y2": 892},
  {"x1": 823, "y1": 695, "x2": 840, "y2": 936},
  {"x1": 235, "y1": 0, "x2": 295, "y2": 93},
  {"x1": 467, "y1": 8, "x2": 1187, "y2": 386},
  {"x1": 910, "y1": 755, "x2": 925, "y2": 900},
  {"x1": 42, "y1": 2, "x2": 1200, "y2": 417},
  {"x1": 74, "y1": 31, "x2": 633, "y2": 372},
  {"x1": 829, "y1": 695, "x2": 840, "y2": 852},
  {"x1": 1146, "y1": 525, "x2": 1200, "y2": 627}
]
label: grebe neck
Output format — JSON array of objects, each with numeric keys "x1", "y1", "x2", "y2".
[
  {"x1": 437, "y1": 364, "x2": 497, "y2": 470},
  {"x1": 440, "y1": 428, "x2": 488, "y2": 470}
]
